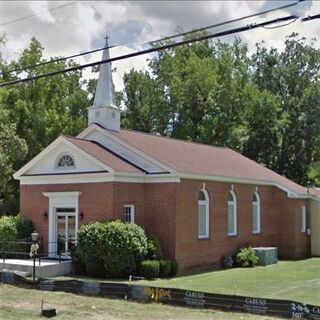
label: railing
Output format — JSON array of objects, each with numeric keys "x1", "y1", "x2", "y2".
[
  {"x1": 0, "y1": 236, "x2": 77, "y2": 264},
  {"x1": 0, "y1": 236, "x2": 76, "y2": 280}
]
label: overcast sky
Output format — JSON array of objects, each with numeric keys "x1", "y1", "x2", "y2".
[{"x1": 0, "y1": 0, "x2": 319, "y2": 90}]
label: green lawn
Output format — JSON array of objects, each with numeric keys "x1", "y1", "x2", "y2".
[
  {"x1": 0, "y1": 284, "x2": 277, "y2": 320},
  {"x1": 136, "y1": 258, "x2": 320, "y2": 305}
]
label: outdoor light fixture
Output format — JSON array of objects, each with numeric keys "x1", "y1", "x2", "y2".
[
  {"x1": 80, "y1": 212, "x2": 84, "y2": 219},
  {"x1": 31, "y1": 230, "x2": 39, "y2": 242},
  {"x1": 43, "y1": 212, "x2": 48, "y2": 219}
]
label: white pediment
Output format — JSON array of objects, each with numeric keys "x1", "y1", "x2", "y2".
[
  {"x1": 14, "y1": 136, "x2": 112, "y2": 179},
  {"x1": 26, "y1": 143, "x2": 105, "y2": 175}
]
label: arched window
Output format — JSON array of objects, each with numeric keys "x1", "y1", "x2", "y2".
[
  {"x1": 198, "y1": 188, "x2": 209, "y2": 238},
  {"x1": 252, "y1": 192, "x2": 261, "y2": 234},
  {"x1": 56, "y1": 154, "x2": 75, "y2": 169},
  {"x1": 227, "y1": 191, "x2": 237, "y2": 236}
]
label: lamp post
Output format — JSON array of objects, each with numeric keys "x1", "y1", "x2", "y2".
[{"x1": 31, "y1": 231, "x2": 39, "y2": 281}]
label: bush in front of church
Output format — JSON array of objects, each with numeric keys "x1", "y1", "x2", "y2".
[
  {"x1": 75, "y1": 220, "x2": 148, "y2": 278},
  {"x1": 0, "y1": 214, "x2": 34, "y2": 257}
]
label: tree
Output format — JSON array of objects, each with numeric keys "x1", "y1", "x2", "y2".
[
  {"x1": 0, "y1": 109, "x2": 27, "y2": 214},
  {"x1": 0, "y1": 37, "x2": 91, "y2": 213},
  {"x1": 122, "y1": 33, "x2": 320, "y2": 185},
  {"x1": 251, "y1": 34, "x2": 320, "y2": 184}
]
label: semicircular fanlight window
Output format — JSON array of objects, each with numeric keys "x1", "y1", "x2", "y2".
[{"x1": 57, "y1": 155, "x2": 75, "y2": 168}]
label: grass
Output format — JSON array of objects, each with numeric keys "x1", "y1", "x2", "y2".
[
  {"x1": 0, "y1": 284, "x2": 278, "y2": 320},
  {"x1": 59, "y1": 258, "x2": 320, "y2": 306},
  {"x1": 136, "y1": 258, "x2": 320, "y2": 305}
]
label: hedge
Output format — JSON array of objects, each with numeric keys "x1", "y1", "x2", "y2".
[
  {"x1": 76, "y1": 220, "x2": 148, "y2": 278},
  {"x1": 139, "y1": 260, "x2": 160, "y2": 279}
]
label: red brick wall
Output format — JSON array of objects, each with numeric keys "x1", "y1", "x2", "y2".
[
  {"x1": 20, "y1": 182, "x2": 115, "y2": 246},
  {"x1": 144, "y1": 183, "x2": 178, "y2": 259},
  {"x1": 19, "y1": 182, "x2": 175, "y2": 259},
  {"x1": 174, "y1": 179, "x2": 310, "y2": 272},
  {"x1": 20, "y1": 179, "x2": 311, "y2": 273}
]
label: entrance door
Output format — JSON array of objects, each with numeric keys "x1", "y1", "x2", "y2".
[{"x1": 56, "y1": 208, "x2": 76, "y2": 256}]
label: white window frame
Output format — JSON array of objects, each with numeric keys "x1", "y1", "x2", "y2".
[
  {"x1": 300, "y1": 205, "x2": 306, "y2": 233},
  {"x1": 55, "y1": 153, "x2": 76, "y2": 170},
  {"x1": 252, "y1": 192, "x2": 261, "y2": 234},
  {"x1": 227, "y1": 190, "x2": 237, "y2": 236},
  {"x1": 124, "y1": 204, "x2": 135, "y2": 224},
  {"x1": 198, "y1": 188, "x2": 209, "y2": 239}
]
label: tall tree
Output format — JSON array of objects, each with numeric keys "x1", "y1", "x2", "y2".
[
  {"x1": 0, "y1": 37, "x2": 91, "y2": 213},
  {"x1": 122, "y1": 34, "x2": 320, "y2": 185}
]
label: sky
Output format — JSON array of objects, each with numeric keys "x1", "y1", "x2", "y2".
[{"x1": 0, "y1": 0, "x2": 319, "y2": 90}]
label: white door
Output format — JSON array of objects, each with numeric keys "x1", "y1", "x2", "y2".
[{"x1": 55, "y1": 208, "x2": 77, "y2": 256}]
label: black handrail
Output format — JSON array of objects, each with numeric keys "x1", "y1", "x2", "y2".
[{"x1": 0, "y1": 238, "x2": 77, "y2": 264}]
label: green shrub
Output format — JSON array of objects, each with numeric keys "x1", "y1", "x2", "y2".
[
  {"x1": 0, "y1": 215, "x2": 18, "y2": 240},
  {"x1": 0, "y1": 215, "x2": 34, "y2": 258},
  {"x1": 139, "y1": 260, "x2": 160, "y2": 279},
  {"x1": 70, "y1": 246, "x2": 87, "y2": 275},
  {"x1": 74, "y1": 222, "x2": 106, "y2": 277},
  {"x1": 159, "y1": 260, "x2": 171, "y2": 277},
  {"x1": 169, "y1": 260, "x2": 179, "y2": 276},
  {"x1": 235, "y1": 246, "x2": 259, "y2": 267},
  {"x1": 75, "y1": 220, "x2": 148, "y2": 278},
  {"x1": 146, "y1": 234, "x2": 163, "y2": 260}
]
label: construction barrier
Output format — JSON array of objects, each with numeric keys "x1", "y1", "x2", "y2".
[{"x1": 0, "y1": 272, "x2": 319, "y2": 319}]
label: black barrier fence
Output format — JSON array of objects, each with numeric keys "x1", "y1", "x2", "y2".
[{"x1": 0, "y1": 272, "x2": 319, "y2": 319}]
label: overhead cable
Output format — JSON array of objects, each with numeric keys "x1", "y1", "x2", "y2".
[
  {"x1": 0, "y1": 15, "x2": 299, "y2": 88},
  {"x1": 1, "y1": 0, "x2": 302, "y2": 77}
]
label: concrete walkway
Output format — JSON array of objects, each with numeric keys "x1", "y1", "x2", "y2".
[{"x1": 0, "y1": 259, "x2": 71, "y2": 278}]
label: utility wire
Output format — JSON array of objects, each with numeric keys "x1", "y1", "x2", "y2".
[
  {"x1": 301, "y1": 14, "x2": 320, "y2": 22},
  {"x1": 2, "y1": 45, "x2": 116, "y2": 75},
  {"x1": 0, "y1": 15, "x2": 298, "y2": 88},
  {"x1": 1, "y1": 0, "x2": 302, "y2": 77},
  {"x1": 0, "y1": 2, "x2": 78, "y2": 27},
  {"x1": 150, "y1": 0, "x2": 301, "y2": 44},
  {"x1": 262, "y1": 17, "x2": 300, "y2": 29}
]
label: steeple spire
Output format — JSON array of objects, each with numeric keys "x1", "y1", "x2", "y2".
[
  {"x1": 93, "y1": 36, "x2": 116, "y2": 107},
  {"x1": 88, "y1": 36, "x2": 121, "y2": 131}
]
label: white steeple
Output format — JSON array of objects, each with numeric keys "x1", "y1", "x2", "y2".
[{"x1": 88, "y1": 36, "x2": 121, "y2": 131}]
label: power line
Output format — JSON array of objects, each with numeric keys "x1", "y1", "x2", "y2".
[
  {"x1": 0, "y1": 2, "x2": 78, "y2": 27},
  {"x1": 262, "y1": 17, "x2": 300, "y2": 29},
  {"x1": 1, "y1": 45, "x2": 116, "y2": 75},
  {"x1": 0, "y1": 14, "x2": 298, "y2": 88},
  {"x1": 1, "y1": 0, "x2": 302, "y2": 77},
  {"x1": 150, "y1": 0, "x2": 301, "y2": 44},
  {"x1": 301, "y1": 14, "x2": 320, "y2": 22}
]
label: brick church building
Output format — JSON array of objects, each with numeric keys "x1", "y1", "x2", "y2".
[{"x1": 14, "y1": 39, "x2": 319, "y2": 272}]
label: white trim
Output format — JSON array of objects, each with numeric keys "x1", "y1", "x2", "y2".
[
  {"x1": 14, "y1": 136, "x2": 114, "y2": 180},
  {"x1": 227, "y1": 190, "x2": 237, "y2": 236},
  {"x1": 300, "y1": 205, "x2": 306, "y2": 233},
  {"x1": 43, "y1": 192, "x2": 81, "y2": 198},
  {"x1": 55, "y1": 152, "x2": 76, "y2": 170},
  {"x1": 43, "y1": 191, "x2": 80, "y2": 257},
  {"x1": 252, "y1": 192, "x2": 261, "y2": 234},
  {"x1": 18, "y1": 172, "x2": 180, "y2": 185},
  {"x1": 179, "y1": 172, "x2": 316, "y2": 200},
  {"x1": 123, "y1": 204, "x2": 135, "y2": 224},
  {"x1": 77, "y1": 124, "x2": 176, "y2": 174},
  {"x1": 198, "y1": 188, "x2": 209, "y2": 239}
]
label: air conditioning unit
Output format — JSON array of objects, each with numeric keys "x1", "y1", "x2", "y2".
[{"x1": 252, "y1": 247, "x2": 278, "y2": 266}]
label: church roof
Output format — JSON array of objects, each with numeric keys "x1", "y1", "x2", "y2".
[
  {"x1": 103, "y1": 127, "x2": 311, "y2": 196},
  {"x1": 65, "y1": 136, "x2": 141, "y2": 173}
]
